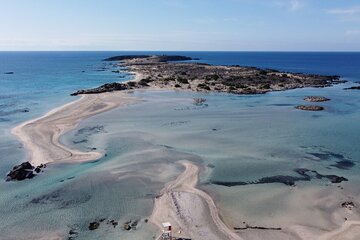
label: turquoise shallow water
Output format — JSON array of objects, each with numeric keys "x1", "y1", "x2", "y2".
[
  {"x1": 1, "y1": 52, "x2": 360, "y2": 239},
  {"x1": 60, "y1": 84, "x2": 360, "y2": 238}
]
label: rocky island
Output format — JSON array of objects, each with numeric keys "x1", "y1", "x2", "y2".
[{"x1": 72, "y1": 55, "x2": 343, "y2": 96}]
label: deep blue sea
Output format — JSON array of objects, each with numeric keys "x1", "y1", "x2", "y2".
[{"x1": 1, "y1": 51, "x2": 360, "y2": 240}]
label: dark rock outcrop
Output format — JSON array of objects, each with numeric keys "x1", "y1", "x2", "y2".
[
  {"x1": 88, "y1": 222, "x2": 100, "y2": 230},
  {"x1": 193, "y1": 98, "x2": 206, "y2": 106},
  {"x1": 6, "y1": 162, "x2": 34, "y2": 181},
  {"x1": 71, "y1": 82, "x2": 129, "y2": 96},
  {"x1": 6, "y1": 162, "x2": 46, "y2": 181}
]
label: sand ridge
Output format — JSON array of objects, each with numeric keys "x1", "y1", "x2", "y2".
[
  {"x1": 11, "y1": 92, "x2": 137, "y2": 166},
  {"x1": 150, "y1": 160, "x2": 243, "y2": 240}
]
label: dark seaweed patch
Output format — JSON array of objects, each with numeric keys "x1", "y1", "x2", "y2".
[
  {"x1": 161, "y1": 121, "x2": 189, "y2": 127},
  {"x1": 0, "y1": 118, "x2": 10, "y2": 122},
  {"x1": 211, "y1": 168, "x2": 347, "y2": 187},
  {"x1": 211, "y1": 181, "x2": 248, "y2": 187},
  {"x1": 0, "y1": 108, "x2": 30, "y2": 117},
  {"x1": 305, "y1": 148, "x2": 355, "y2": 169},
  {"x1": 73, "y1": 139, "x2": 88, "y2": 144},
  {"x1": 307, "y1": 151, "x2": 347, "y2": 161},
  {"x1": 308, "y1": 153, "x2": 332, "y2": 161},
  {"x1": 75, "y1": 125, "x2": 105, "y2": 136},
  {"x1": 256, "y1": 175, "x2": 310, "y2": 186},
  {"x1": 331, "y1": 160, "x2": 355, "y2": 170},
  {"x1": 30, "y1": 189, "x2": 91, "y2": 208}
]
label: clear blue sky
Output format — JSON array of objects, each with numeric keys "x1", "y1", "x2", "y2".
[{"x1": 1, "y1": 0, "x2": 360, "y2": 51}]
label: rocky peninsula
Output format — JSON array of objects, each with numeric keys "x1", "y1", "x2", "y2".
[{"x1": 72, "y1": 55, "x2": 343, "y2": 96}]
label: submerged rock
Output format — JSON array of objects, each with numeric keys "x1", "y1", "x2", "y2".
[
  {"x1": 325, "y1": 175, "x2": 348, "y2": 183},
  {"x1": 304, "y1": 96, "x2": 330, "y2": 102},
  {"x1": 295, "y1": 105, "x2": 324, "y2": 111},
  {"x1": 193, "y1": 98, "x2": 207, "y2": 106}
]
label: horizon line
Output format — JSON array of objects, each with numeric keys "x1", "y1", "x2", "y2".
[{"x1": 1, "y1": 50, "x2": 360, "y2": 53}]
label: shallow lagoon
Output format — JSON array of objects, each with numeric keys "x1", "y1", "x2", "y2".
[
  {"x1": 59, "y1": 83, "x2": 360, "y2": 238},
  {"x1": 1, "y1": 52, "x2": 360, "y2": 239}
]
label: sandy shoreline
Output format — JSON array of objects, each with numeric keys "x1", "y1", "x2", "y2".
[{"x1": 11, "y1": 92, "x2": 137, "y2": 166}]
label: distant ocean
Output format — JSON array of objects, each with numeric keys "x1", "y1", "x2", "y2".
[
  {"x1": 1, "y1": 51, "x2": 359, "y2": 125},
  {"x1": 1, "y1": 51, "x2": 360, "y2": 240}
]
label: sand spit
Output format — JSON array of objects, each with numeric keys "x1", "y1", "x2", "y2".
[
  {"x1": 11, "y1": 92, "x2": 137, "y2": 166},
  {"x1": 150, "y1": 160, "x2": 243, "y2": 240}
]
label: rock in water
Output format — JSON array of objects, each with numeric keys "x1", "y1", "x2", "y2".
[
  {"x1": 6, "y1": 162, "x2": 35, "y2": 181},
  {"x1": 123, "y1": 222, "x2": 131, "y2": 230},
  {"x1": 88, "y1": 222, "x2": 100, "y2": 230}
]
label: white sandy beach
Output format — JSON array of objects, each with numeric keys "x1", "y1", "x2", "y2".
[{"x1": 11, "y1": 92, "x2": 137, "y2": 166}]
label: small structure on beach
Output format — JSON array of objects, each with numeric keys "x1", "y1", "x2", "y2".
[{"x1": 161, "y1": 222, "x2": 172, "y2": 240}]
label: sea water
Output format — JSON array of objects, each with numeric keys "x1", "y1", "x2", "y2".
[{"x1": 0, "y1": 52, "x2": 360, "y2": 239}]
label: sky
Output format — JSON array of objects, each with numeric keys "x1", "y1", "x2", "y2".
[{"x1": 0, "y1": 0, "x2": 360, "y2": 51}]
